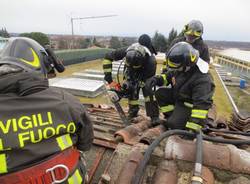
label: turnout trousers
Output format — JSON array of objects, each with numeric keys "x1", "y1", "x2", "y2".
[
  {"x1": 155, "y1": 87, "x2": 191, "y2": 129},
  {"x1": 128, "y1": 84, "x2": 159, "y2": 120}
]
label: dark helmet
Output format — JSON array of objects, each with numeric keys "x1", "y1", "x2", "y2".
[
  {"x1": 166, "y1": 42, "x2": 199, "y2": 71},
  {"x1": 138, "y1": 34, "x2": 157, "y2": 55},
  {"x1": 184, "y1": 20, "x2": 203, "y2": 43},
  {"x1": 125, "y1": 43, "x2": 150, "y2": 69},
  {"x1": 0, "y1": 37, "x2": 64, "y2": 77}
]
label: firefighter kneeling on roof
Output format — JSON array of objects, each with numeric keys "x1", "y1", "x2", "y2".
[
  {"x1": 0, "y1": 37, "x2": 93, "y2": 184},
  {"x1": 146, "y1": 42, "x2": 215, "y2": 131}
]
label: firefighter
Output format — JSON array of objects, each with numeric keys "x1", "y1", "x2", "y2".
[
  {"x1": 162, "y1": 20, "x2": 210, "y2": 72},
  {"x1": 146, "y1": 42, "x2": 215, "y2": 131},
  {"x1": 103, "y1": 34, "x2": 160, "y2": 124},
  {"x1": 0, "y1": 37, "x2": 93, "y2": 184}
]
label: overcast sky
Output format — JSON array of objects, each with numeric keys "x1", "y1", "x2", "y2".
[{"x1": 1, "y1": 0, "x2": 250, "y2": 42}]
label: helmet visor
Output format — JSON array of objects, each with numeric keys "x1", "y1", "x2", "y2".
[
  {"x1": 167, "y1": 58, "x2": 182, "y2": 69},
  {"x1": 185, "y1": 29, "x2": 202, "y2": 37}
]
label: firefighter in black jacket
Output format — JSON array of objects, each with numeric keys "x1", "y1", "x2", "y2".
[
  {"x1": 0, "y1": 37, "x2": 93, "y2": 184},
  {"x1": 146, "y1": 42, "x2": 215, "y2": 131},
  {"x1": 162, "y1": 20, "x2": 210, "y2": 72},
  {"x1": 103, "y1": 34, "x2": 160, "y2": 124}
]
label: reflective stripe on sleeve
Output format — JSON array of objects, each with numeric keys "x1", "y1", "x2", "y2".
[
  {"x1": 161, "y1": 74, "x2": 168, "y2": 86},
  {"x1": 68, "y1": 169, "x2": 83, "y2": 184},
  {"x1": 191, "y1": 109, "x2": 208, "y2": 119},
  {"x1": 103, "y1": 68, "x2": 112, "y2": 73},
  {"x1": 128, "y1": 100, "x2": 139, "y2": 105},
  {"x1": 160, "y1": 105, "x2": 174, "y2": 113},
  {"x1": 56, "y1": 134, "x2": 73, "y2": 150},
  {"x1": 0, "y1": 154, "x2": 7, "y2": 174},
  {"x1": 102, "y1": 59, "x2": 112, "y2": 65},
  {"x1": 186, "y1": 121, "x2": 202, "y2": 131}
]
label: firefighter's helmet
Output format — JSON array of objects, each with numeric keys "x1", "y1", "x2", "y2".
[
  {"x1": 0, "y1": 37, "x2": 64, "y2": 77},
  {"x1": 125, "y1": 43, "x2": 151, "y2": 69},
  {"x1": 166, "y1": 42, "x2": 209, "y2": 73},
  {"x1": 184, "y1": 20, "x2": 203, "y2": 43}
]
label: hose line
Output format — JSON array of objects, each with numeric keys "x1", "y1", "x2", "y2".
[
  {"x1": 191, "y1": 130, "x2": 203, "y2": 184},
  {"x1": 131, "y1": 130, "x2": 195, "y2": 184},
  {"x1": 132, "y1": 129, "x2": 250, "y2": 184}
]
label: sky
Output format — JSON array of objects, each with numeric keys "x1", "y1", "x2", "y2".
[{"x1": 1, "y1": 0, "x2": 250, "y2": 42}]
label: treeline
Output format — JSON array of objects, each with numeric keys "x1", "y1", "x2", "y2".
[
  {"x1": 152, "y1": 28, "x2": 178, "y2": 52},
  {"x1": 0, "y1": 28, "x2": 10, "y2": 38},
  {"x1": 58, "y1": 37, "x2": 107, "y2": 50},
  {"x1": 109, "y1": 28, "x2": 179, "y2": 52},
  {"x1": 1, "y1": 27, "x2": 179, "y2": 52}
]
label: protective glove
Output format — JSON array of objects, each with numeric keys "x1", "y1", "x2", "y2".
[
  {"x1": 145, "y1": 76, "x2": 160, "y2": 90},
  {"x1": 108, "y1": 81, "x2": 121, "y2": 91}
]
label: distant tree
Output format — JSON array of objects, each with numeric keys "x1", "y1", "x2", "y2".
[
  {"x1": 58, "y1": 39, "x2": 68, "y2": 50},
  {"x1": 121, "y1": 38, "x2": 130, "y2": 48},
  {"x1": 109, "y1": 36, "x2": 122, "y2": 49},
  {"x1": 19, "y1": 32, "x2": 50, "y2": 46},
  {"x1": 152, "y1": 31, "x2": 167, "y2": 52},
  {"x1": 92, "y1": 37, "x2": 97, "y2": 45},
  {"x1": 0, "y1": 28, "x2": 10, "y2": 38},
  {"x1": 167, "y1": 28, "x2": 178, "y2": 47},
  {"x1": 79, "y1": 38, "x2": 91, "y2": 49},
  {"x1": 92, "y1": 37, "x2": 103, "y2": 47}
]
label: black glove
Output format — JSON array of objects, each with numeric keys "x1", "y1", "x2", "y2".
[
  {"x1": 145, "y1": 76, "x2": 158, "y2": 91},
  {"x1": 45, "y1": 46, "x2": 65, "y2": 73}
]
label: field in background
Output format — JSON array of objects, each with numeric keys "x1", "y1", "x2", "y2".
[{"x1": 209, "y1": 67, "x2": 232, "y2": 119}]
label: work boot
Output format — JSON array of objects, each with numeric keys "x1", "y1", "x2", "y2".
[
  {"x1": 151, "y1": 117, "x2": 161, "y2": 127},
  {"x1": 128, "y1": 113, "x2": 138, "y2": 123}
]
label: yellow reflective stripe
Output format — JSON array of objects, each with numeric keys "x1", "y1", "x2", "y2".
[
  {"x1": 133, "y1": 65, "x2": 141, "y2": 69},
  {"x1": 184, "y1": 102, "x2": 193, "y2": 108},
  {"x1": 190, "y1": 51, "x2": 197, "y2": 62},
  {"x1": 167, "y1": 59, "x2": 180, "y2": 68},
  {"x1": 194, "y1": 31, "x2": 202, "y2": 37},
  {"x1": 0, "y1": 154, "x2": 7, "y2": 174},
  {"x1": 56, "y1": 134, "x2": 73, "y2": 150},
  {"x1": 186, "y1": 121, "x2": 202, "y2": 130},
  {"x1": 103, "y1": 68, "x2": 112, "y2": 72},
  {"x1": 20, "y1": 48, "x2": 40, "y2": 68},
  {"x1": 186, "y1": 30, "x2": 193, "y2": 35},
  {"x1": 162, "y1": 65, "x2": 167, "y2": 69},
  {"x1": 128, "y1": 100, "x2": 139, "y2": 105},
  {"x1": 191, "y1": 109, "x2": 208, "y2": 119},
  {"x1": 144, "y1": 96, "x2": 156, "y2": 102},
  {"x1": 160, "y1": 105, "x2": 174, "y2": 113},
  {"x1": 68, "y1": 169, "x2": 82, "y2": 184},
  {"x1": 161, "y1": 74, "x2": 168, "y2": 86},
  {"x1": 186, "y1": 30, "x2": 201, "y2": 37},
  {"x1": 102, "y1": 59, "x2": 112, "y2": 65}
]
